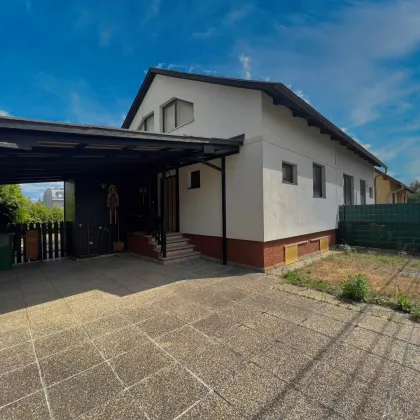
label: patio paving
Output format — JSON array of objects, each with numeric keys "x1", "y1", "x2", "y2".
[{"x1": 0, "y1": 253, "x2": 419, "y2": 419}]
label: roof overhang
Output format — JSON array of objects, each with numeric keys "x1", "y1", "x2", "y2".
[
  {"x1": 122, "y1": 68, "x2": 386, "y2": 169},
  {"x1": 374, "y1": 169, "x2": 414, "y2": 193},
  {"x1": 0, "y1": 117, "x2": 244, "y2": 184}
]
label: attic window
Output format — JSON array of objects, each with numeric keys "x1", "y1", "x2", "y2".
[
  {"x1": 139, "y1": 113, "x2": 154, "y2": 132},
  {"x1": 163, "y1": 99, "x2": 193, "y2": 133}
]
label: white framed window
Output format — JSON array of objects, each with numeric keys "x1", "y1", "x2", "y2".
[
  {"x1": 343, "y1": 174, "x2": 354, "y2": 205},
  {"x1": 313, "y1": 163, "x2": 326, "y2": 198},
  {"x1": 282, "y1": 162, "x2": 297, "y2": 185},
  {"x1": 188, "y1": 170, "x2": 200, "y2": 189},
  {"x1": 360, "y1": 179, "x2": 366, "y2": 205},
  {"x1": 162, "y1": 99, "x2": 194, "y2": 133},
  {"x1": 139, "y1": 113, "x2": 154, "y2": 132}
]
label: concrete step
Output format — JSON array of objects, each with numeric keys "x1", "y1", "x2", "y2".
[
  {"x1": 159, "y1": 245, "x2": 196, "y2": 257},
  {"x1": 154, "y1": 240, "x2": 190, "y2": 251},
  {"x1": 150, "y1": 237, "x2": 188, "y2": 247},
  {"x1": 159, "y1": 250, "x2": 201, "y2": 264}
]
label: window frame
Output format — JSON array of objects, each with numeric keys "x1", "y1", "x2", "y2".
[
  {"x1": 313, "y1": 163, "x2": 325, "y2": 198},
  {"x1": 343, "y1": 174, "x2": 354, "y2": 205},
  {"x1": 188, "y1": 170, "x2": 201, "y2": 189},
  {"x1": 282, "y1": 162, "x2": 297, "y2": 185},
  {"x1": 369, "y1": 186, "x2": 374, "y2": 199},
  {"x1": 360, "y1": 179, "x2": 367, "y2": 205},
  {"x1": 162, "y1": 99, "x2": 194, "y2": 133},
  {"x1": 139, "y1": 112, "x2": 154, "y2": 132}
]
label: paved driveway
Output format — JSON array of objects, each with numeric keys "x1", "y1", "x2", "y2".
[{"x1": 0, "y1": 254, "x2": 419, "y2": 419}]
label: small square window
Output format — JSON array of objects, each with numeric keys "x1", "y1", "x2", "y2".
[
  {"x1": 282, "y1": 162, "x2": 297, "y2": 184},
  {"x1": 313, "y1": 163, "x2": 325, "y2": 198},
  {"x1": 189, "y1": 170, "x2": 200, "y2": 189}
]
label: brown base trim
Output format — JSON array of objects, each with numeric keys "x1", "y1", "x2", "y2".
[
  {"x1": 127, "y1": 233, "x2": 159, "y2": 260},
  {"x1": 184, "y1": 230, "x2": 337, "y2": 269}
]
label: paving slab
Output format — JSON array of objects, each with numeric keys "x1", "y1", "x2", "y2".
[
  {"x1": 39, "y1": 341, "x2": 103, "y2": 386},
  {"x1": 34, "y1": 326, "x2": 89, "y2": 359},
  {"x1": 182, "y1": 342, "x2": 246, "y2": 387},
  {"x1": 0, "y1": 341, "x2": 35, "y2": 375},
  {"x1": 156, "y1": 325, "x2": 213, "y2": 361},
  {"x1": 47, "y1": 363, "x2": 123, "y2": 420},
  {"x1": 0, "y1": 391, "x2": 50, "y2": 420},
  {"x1": 130, "y1": 364, "x2": 209, "y2": 419},
  {"x1": 180, "y1": 392, "x2": 246, "y2": 419},
  {"x1": 93, "y1": 325, "x2": 148, "y2": 359},
  {"x1": 136, "y1": 311, "x2": 185, "y2": 338},
  {"x1": 217, "y1": 362, "x2": 287, "y2": 418},
  {"x1": 78, "y1": 392, "x2": 148, "y2": 419},
  {"x1": 109, "y1": 340, "x2": 173, "y2": 386},
  {"x1": 0, "y1": 363, "x2": 42, "y2": 407}
]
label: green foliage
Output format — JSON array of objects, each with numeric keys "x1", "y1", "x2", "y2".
[
  {"x1": 0, "y1": 185, "x2": 64, "y2": 228},
  {"x1": 283, "y1": 269, "x2": 338, "y2": 294},
  {"x1": 283, "y1": 270, "x2": 305, "y2": 286},
  {"x1": 395, "y1": 293, "x2": 412, "y2": 312},
  {"x1": 341, "y1": 274, "x2": 370, "y2": 302},
  {"x1": 410, "y1": 304, "x2": 420, "y2": 320},
  {"x1": 0, "y1": 185, "x2": 28, "y2": 227},
  {"x1": 407, "y1": 180, "x2": 420, "y2": 203},
  {"x1": 339, "y1": 243, "x2": 357, "y2": 254}
]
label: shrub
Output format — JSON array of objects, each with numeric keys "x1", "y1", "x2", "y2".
[
  {"x1": 395, "y1": 293, "x2": 412, "y2": 312},
  {"x1": 341, "y1": 274, "x2": 370, "y2": 302}
]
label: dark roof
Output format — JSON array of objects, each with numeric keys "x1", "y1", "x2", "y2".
[
  {"x1": 122, "y1": 68, "x2": 386, "y2": 168},
  {"x1": 0, "y1": 116, "x2": 243, "y2": 184},
  {"x1": 375, "y1": 169, "x2": 414, "y2": 193}
]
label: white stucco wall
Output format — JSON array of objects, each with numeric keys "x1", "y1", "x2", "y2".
[
  {"x1": 129, "y1": 75, "x2": 265, "y2": 241},
  {"x1": 261, "y1": 93, "x2": 375, "y2": 242},
  {"x1": 128, "y1": 75, "x2": 376, "y2": 244}
]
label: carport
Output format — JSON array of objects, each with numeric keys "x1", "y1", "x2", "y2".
[{"x1": 0, "y1": 117, "x2": 243, "y2": 263}]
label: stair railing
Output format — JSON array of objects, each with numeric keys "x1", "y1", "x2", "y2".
[{"x1": 149, "y1": 207, "x2": 167, "y2": 258}]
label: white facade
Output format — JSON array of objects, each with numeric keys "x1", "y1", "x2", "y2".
[{"x1": 129, "y1": 75, "x2": 376, "y2": 243}]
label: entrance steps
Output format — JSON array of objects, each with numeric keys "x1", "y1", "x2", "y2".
[{"x1": 139, "y1": 232, "x2": 201, "y2": 264}]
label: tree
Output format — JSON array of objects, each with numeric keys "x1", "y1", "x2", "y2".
[
  {"x1": 0, "y1": 185, "x2": 29, "y2": 228},
  {"x1": 408, "y1": 180, "x2": 420, "y2": 203}
]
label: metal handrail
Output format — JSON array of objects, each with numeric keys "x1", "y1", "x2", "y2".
[{"x1": 148, "y1": 206, "x2": 166, "y2": 258}]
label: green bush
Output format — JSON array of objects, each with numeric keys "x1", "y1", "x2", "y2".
[
  {"x1": 395, "y1": 293, "x2": 412, "y2": 312},
  {"x1": 410, "y1": 304, "x2": 420, "y2": 320},
  {"x1": 341, "y1": 274, "x2": 370, "y2": 302}
]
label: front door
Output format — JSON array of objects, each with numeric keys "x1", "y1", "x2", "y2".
[{"x1": 163, "y1": 176, "x2": 178, "y2": 232}]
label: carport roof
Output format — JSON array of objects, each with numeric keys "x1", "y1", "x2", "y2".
[{"x1": 0, "y1": 116, "x2": 244, "y2": 184}]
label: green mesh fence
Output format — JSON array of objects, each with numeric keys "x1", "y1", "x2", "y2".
[{"x1": 338, "y1": 204, "x2": 420, "y2": 251}]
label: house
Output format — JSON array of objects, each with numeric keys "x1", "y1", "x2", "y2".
[
  {"x1": 43, "y1": 187, "x2": 64, "y2": 209},
  {"x1": 122, "y1": 68, "x2": 386, "y2": 269},
  {"x1": 374, "y1": 169, "x2": 413, "y2": 204}
]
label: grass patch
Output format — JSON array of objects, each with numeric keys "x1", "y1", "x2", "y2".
[
  {"x1": 283, "y1": 270, "x2": 339, "y2": 295},
  {"x1": 280, "y1": 252, "x2": 420, "y2": 318}
]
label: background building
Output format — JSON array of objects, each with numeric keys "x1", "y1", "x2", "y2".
[{"x1": 43, "y1": 187, "x2": 64, "y2": 209}]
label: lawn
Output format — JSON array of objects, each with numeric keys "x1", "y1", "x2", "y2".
[{"x1": 281, "y1": 252, "x2": 420, "y2": 303}]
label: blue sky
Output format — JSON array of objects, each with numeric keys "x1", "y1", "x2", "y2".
[{"x1": 1, "y1": 0, "x2": 420, "y2": 198}]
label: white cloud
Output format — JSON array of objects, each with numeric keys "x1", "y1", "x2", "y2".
[
  {"x1": 0, "y1": 110, "x2": 10, "y2": 117},
  {"x1": 193, "y1": 28, "x2": 216, "y2": 38},
  {"x1": 239, "y1": 55, "x2": 252, "y2": 79},
  {"x1": 143, "y1": 0, "x2": 161, "y2": 24},
  {"x1": 235, "y1": 0, "x2": 420, "y2": 127},
  {"x1": 99, "y1": 27, "x2": 115, "y2": 47},
  {"x1": 225, "y1": 4, "x2": 254, "y2": 25}
]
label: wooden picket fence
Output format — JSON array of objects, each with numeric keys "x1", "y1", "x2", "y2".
[{"x1": 11, "y1": 222, "x2": 66, "y2": 264}]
